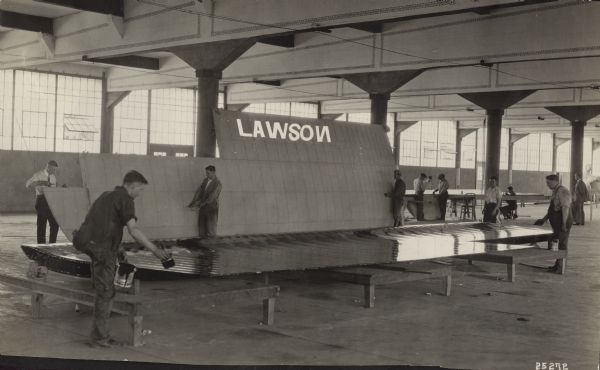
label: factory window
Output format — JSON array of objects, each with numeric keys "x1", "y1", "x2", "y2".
[
  {"x1": 242, "y1": 103, "x2": 266, "y2": 114},
  {"x1": 113, "y1": 90, "x2": 149, "y2": 155},
  {"x1": 150, "y1": 88, "x2": 194, "y2": 146},
  {"x1": 593, "y1": 145, "x2": 600, "y2": 177},
  {"x1": 0, "y1": 70, "x2": 13, "y2": 150},
  {"x1": 153, "y1": 151, "x2": 167, "y2": 156},
  {"x1": 583, "y1": 137, "x2": 593, "y2": 177},
  {"x1": 290, "y1": 102, "x2": 318, "y2": 118},
  {"x1": 539, "y1": 133, "x2": 553, "y2": 171},
  {"x1": 55, "y1": 75, "x2": 102, "y2": 153},
  {"x1": 556, "y1": 140, "x2": 570, "y2": 173},
  {"x1": 437, "y1": 121, "x2": 456, "y2": 168},
  {"x1": 265, "y1": 102, "x2": 291, "y2": 116},
  {"x1": 175, "y1": 152, "x2": 189, "y2": 158},
  {"x1": 218, "y1": 92, "x2": 225, "y2": 109},
  {"x1": 347, "y1": 113, "x2": 371, "y2": 124},
  {"x1": 512, "y1": 135, "x2": 528, "y2": 171},
  {"x1": 420, "y1": 121, "x2": 438, "y2": 167},
  {"x1": 526, "y1": 134, "x2": 541, "y2": 171},
  {"x1": 399, "y1": 121, "x2": 421, "y2": 166},
  {"x1": 13, "y1": 70, "x2": 56, "y2": 152},
  {"x1": 500, "y1": 128, "x2": 509, "y2": 170},
  {"x1": 460, "y1": 130, "x2": 476, "y2": 169}
]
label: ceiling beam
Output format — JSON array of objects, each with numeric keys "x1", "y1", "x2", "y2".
[
  {"x1": 253, "y1": 80, "x2": 281, "y2": 87},
  {"x1": 258, "y1": 34, "x2": 295, "y2": 48},
  {"x1": 82, "y1": 55, "x2": 160, "y2": 70},
  {"x1": 0, "y1": 10, "x2": 53, "y2": 34},
  {"x1": 349, "y1": 22, "x2": 383, "y2": 33},
  {"x1": 34, "y1": 0, "x2": 124, "y2": 17}
]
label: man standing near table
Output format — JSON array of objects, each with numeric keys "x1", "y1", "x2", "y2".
[
  {"x1": 25, "y1": 160, "x2": 59, "y2": 244},
  {"x1": 188, "y1": 165, "x2": 222, "y2": 238},
  {"x1": 413, "y1": 173, "x2": 427, "y2": 221},
  {"x1": 535, "y1": 174, "x2": 572, "y2": 272},
  {"x1": 433, "y1": 173, "x2": 450, "y2": 221},
  {"x1": 483, "y1": 176, "x2": 502, "y2": 223}
]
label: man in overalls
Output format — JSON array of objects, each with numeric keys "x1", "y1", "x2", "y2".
[
  {"x1": 535, "y1": 174, "x2": 572, "y2": 273},
  {"x1": 73, "y1": 170, "x2": 171, "y2": 347}
]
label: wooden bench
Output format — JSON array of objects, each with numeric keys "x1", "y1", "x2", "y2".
[
  {"x1": 314, "y1": 261, "x2": 452, "y2": 308},
  {"x1": 455, "y1": 247, "x2": 567, "y2": 282},
  {"x1": 0, "y1": 262, "x2": 279, "y2": 347}
]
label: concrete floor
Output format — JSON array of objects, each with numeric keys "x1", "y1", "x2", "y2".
[{"x1": 0, "y1": 206, "x2": 599, "y2": 369}]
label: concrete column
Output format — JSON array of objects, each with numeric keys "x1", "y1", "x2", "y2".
[
  {"x1": 570, "y1": 121, "x2": 585, "y2": 190},
  {"x1": 455, "y1": 122, "x2": 461, "y2": 188},
  {"x1": 100, "y1": 75, "x2": 110, "y2": 153},
  {"x1": 196, "y1": 69, "x2": 221, "y2": 158},
  {"x1": 370, "y1": 93, "x2": 389, "y2": 126},
  {"x1": 552, "y1": 133, "x2": 558, "y2": 173},
  {"x1": 485, "y1": 109, "x2": 503, "y2": 183},
  {"x1": 507, "y1": 129, "x2": 514, "y2": 185}
]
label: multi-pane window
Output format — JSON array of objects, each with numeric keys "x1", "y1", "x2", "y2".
[
  {"x1": 265, "y1": 102, "x2": 291, "y2": 116},
  {"x1": 243, "y1": 102, "x2": 318, "y2": 119},
  {"x1": 242, "y1": 103, "x2": 266, "y2": 114},
  {"x1": 437, "y1": 121, "x2": 456, "y2": 168},
  {"x1": 0, "y1": 70, "x2": 14, "y2": 150},
  {"x1": 556, "y1": 140, "x2": 570, "y2": 173},
  {"x1": 583, "y1": 137, "x2": 593, "y2": 176},
  {"x1": 400, "y1": 121, "x2": 421, "y2": 166},
  {"x1": 13, "y1": 70, "x2": 56, "y2": 152},
  {"x1": 539, "y1": 133, "x2": 553, "y2": 171},
  {"x1": 290, "y1": 102, "x2": 318, "y2": 118},
  {"x1": 113, "y1": 90, "x2": 149, "y2": 155},
  {"x1": 56, "y1": 75, "x2": 102, "y2": 153},
  {"x1": 499, "y1": 128, "x2": 509, "y2": 170},
  {"x1": 460, "y1": 130, "x2": 476, "y2": 169},
  {"x1": 150, "y1": 88, "x2": 194, "y2": 146},
  {"x1": 593, "y1": 144, "x2": 600, "y2": 177},
  {"x1": 421, "y1": 121, "x2": 438, "y2": 167}
]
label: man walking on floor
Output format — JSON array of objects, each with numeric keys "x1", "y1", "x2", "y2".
[
  {"x1": 535, "y1": 174, "x2": 572, "y2": 272},
  {"x1": 25, "y1": 160, "x2": 59, "y2": 244},
  {"x1": 188, "y1": 165, "x2": 222, "y2": 238},
  {"x1": 572, "y1": 172, "x2": 589, "y2": 225},
  {"x1": 433, "y1": 173, "x2": 450, "y2": 221},
  {"x1": 73, "y1": 170, "x2": 171, "y2": 347},
  {"x1": 385, "y1": 170, "x2": 406, "y2": 227}
]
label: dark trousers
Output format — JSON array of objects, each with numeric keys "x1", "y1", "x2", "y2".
[
  {"x1": 437, "y1": 192, "x2": 449, "y2": 221},
  {"x1": 549, "y1": 209, "x2": 572, "y2": 252},
  {"x1": 483, "y1": 203, "x2": 498, "y2": 223},
  {"x1": 500, "y1": 204, "x2": 517, "y2": 219},
  {"x1": 415, "y1": 191, "x2": 425, "y2": 221},
  {"x1": 35, "y1": 195, "x2": 59, "y2": 244},
  {"x1": 392, "y1": 199, "x2": 405, "y2": 227},
  {"x1": 198, "y1": 208, "x2": 218, "y2": 237},
  {"x1": 572, "y1": 200, "x2": 585, "y2": 225}
]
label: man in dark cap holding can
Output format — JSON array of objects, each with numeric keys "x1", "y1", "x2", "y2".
[
  {"x1": 25, "y1": 160, "x2": 59, "y2": 244},
  {"x1": 73, "y1": 170, "x2": 171, "y2": 348},
  {"x1": 534, "y1": 174, "x2": 572, "y2": 272}
]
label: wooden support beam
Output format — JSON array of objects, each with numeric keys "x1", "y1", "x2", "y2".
[
  {"x1": 34, "y1": 0, "x2": 124, "y2": 17},
  {"x1": 0, "y1": 10, "x2": 53, "y2": 34},
  {"x1": 254, "y1": 80, "x2": 281, "y2": 87},
  {"x1": 349, "y1": 22, "x2": 384, "y2": 33}
]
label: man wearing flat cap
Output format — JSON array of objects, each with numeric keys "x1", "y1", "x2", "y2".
[
  {"x1": 535, "y1": 174, "x2": 572, "y2": 272},
  {"x1": 25, "y1": 160, "x2": 59, "y2": 244}
]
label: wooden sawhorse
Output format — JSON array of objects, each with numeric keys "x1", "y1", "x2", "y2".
[{"x1": 315, "y1": 261, "x2": 452, "y2": 308}]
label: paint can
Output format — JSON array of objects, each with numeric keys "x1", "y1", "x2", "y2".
[{"x1": 114, "y1": 262, "x2": 136, "y2": 289}]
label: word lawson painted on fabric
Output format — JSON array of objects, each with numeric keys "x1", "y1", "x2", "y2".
[{"x1": 236, "y1": 118, "x2": 332, "y2": 143}]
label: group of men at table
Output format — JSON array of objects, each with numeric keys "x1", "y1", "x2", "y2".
[{"x1": 384, "y1": 170, "x2": 590, "y2": 228}]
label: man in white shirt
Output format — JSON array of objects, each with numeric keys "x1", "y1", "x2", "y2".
[
  {"x1": 25, "y1": 160, "x2": 59, "y2": 243},
  {"x1": 483, "y1": 175, "x2": 502, "y2": 223},
  {"x1": 433, "y1": 173, "x2": 450, "y2": 221},
  {"x1": 413, "y1": 173, "x2": 427, "y2": 221}
]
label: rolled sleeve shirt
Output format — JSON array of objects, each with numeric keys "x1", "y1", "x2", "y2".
[
  {"x1": 552, "y1": 185, "x2": 571, "y2": 211},
  {"x1": 26, "y1": 169, "x2": 56, "y2": 196},
  {"x1": 414, "y1": 178, "x2": 425, "y2": 192},
  {"x1": 438, "y1": 179, "x2": 449, "y2": 194}
]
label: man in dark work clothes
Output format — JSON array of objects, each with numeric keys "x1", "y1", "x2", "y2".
[
  {"x1": 188, "y1": 165, "x2": 222, "y2": 238},
  {"x1": 73, "y1": 170, "x2": 170, "y2": 348},
  {"x1": 385, "y1": 170, "x2": 406, "y2": 227},
  {"x1": 535, "y1": 174, "x2": 572, "y2": 273}
]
